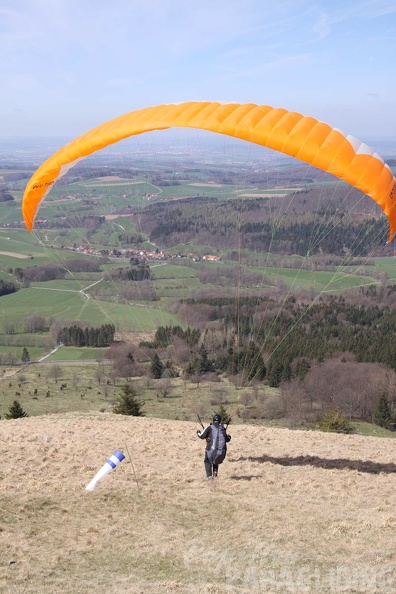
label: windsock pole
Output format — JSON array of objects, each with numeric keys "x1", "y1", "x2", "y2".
[
  {"x1": 126, "y1": 444, "x2": 140, "y2": 490},
  {"x1": 86, "y1": 450, "x2": 125, "y2": 492}
]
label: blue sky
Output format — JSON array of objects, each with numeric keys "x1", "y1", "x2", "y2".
[{"x1": 2, "y1": 0, "x2": 396, "y2": 139}]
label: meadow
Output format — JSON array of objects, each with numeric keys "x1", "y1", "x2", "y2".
[{"x1": 0, "y1": 361, "x2": 270, "y2": 420}]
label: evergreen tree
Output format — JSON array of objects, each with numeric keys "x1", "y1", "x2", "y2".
[
  {"x1": 98, "y1": 328, "x2": 105, "y2": 347},
  {"x1": 21, "y1": 347, "x2": 30, "y2": 363},
  {"x1": 151, "y1": 353, "x2": 164, "y2": 379},
  {"x1": 281, "y1": 362, "x2": 292, "y2": 382},
  {"x1": 5, "y1": 400, "x2": 28, "y2": 419},
  {"x1": 242, "y1": 343, "x2": 266, "y2": 381},
  {"x1": 113, "y1": 384, "x2": 144, "y2": 416},
  {"x1": 57, "y1": 323, "x2": 115, "y2": 348},
  {"x1": 155, "y1": 326, "x2": 171, "y2": 348},
  {"x1": 373, "y1": 393, "x2": 392, "y2": 428},
  {"x1": 267, "y1": 361, "x2": 284, "y2": 387},
  {"x1": 196, "y1": 345, "x2": 214, "y2": 374},
  {"x1": 216, "y1": 403, "x2": 230, "y2": 425},
  {"x1": 294, "y1": 359, "x2": 310, "y2": 381}
]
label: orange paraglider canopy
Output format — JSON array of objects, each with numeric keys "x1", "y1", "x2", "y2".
[{"x1": 22, "y1": 101, "x2": 396, "y2": 241}]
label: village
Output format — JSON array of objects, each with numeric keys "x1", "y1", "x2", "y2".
[
  {"x1": 74, "y1": 244, "x2": 222, "y2": 263},
  {"x1": 0, "y1": 219, "x2": 222, "y2": 264}
]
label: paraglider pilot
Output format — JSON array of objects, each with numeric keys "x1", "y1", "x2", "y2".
[{"x1": 197, "y1": 414, "x2": 231, "y2": 480}]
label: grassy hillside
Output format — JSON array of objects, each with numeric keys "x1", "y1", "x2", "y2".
[
  {"x1": 1, "y1": 412, "x2": 396, "y2": 593},
  {"x1": 0, "y1": 286, "x2": 181, "y2": 331}
]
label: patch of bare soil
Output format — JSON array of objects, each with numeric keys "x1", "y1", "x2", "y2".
[
  {"x1": 105, "y1": 215, "x2": 124, "y2": 220},
  {"x1": 0, "y1": 251, "x2": 30, "y2": 259},
  {"x1": 83, "y1": 179, "x2": 143, "y2": 187},
  {"x1": 188, "y1": 183, "x2": 223, "y2": 187},
  {"x1": 240, "y1": 193, "x2": 289, "y2": 197}
]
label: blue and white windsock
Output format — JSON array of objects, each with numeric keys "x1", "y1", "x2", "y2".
[{"x1": 86, "y1": 450, "x2": 125, "y2": 492}]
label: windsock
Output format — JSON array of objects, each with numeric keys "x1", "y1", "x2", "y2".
[{"x1": 86, "y1": 450, "x2": 125, "y2": 492}]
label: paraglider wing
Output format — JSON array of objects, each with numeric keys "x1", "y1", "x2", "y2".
[{"x1": 22, "y1": 102, "x2": 396, "y2": 241}]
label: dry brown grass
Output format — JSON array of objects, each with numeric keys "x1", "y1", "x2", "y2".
[{"x1": 1, "y1": 413, "x2": 396, "y2": 593}]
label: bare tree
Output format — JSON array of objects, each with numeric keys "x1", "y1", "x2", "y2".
[
  {"x1": 281, "y1": 378, "x2": 315, "y2": 422},
  {"x1": 95, "y1": 368, "x2": 104, "y2": 385},
  {"x1": 283, "y1": 359, "x2": 396, "y2": 423},
  {"x1": 3, "y1": 321, "x2": 17, "y2": 335},
  {"x1": 24, "y1": 314, "x2": 47, "y2": 333},
  {"x1": 72, "y1": 370, "x2": 80, "y2": 389},
  {"x1": 157, "y1": 378, "x2": 172, "y2": 398},
  {"x1": 47, "y1": 364, "x2": 62, "y2": 383},
  {"x1": 189, "y1": 373, "x2": 201, "y2": 388},
  {"x1": 211, "y1": 387, "x2": 228, "y2": 405},
  {"x1": 239, "y1": 391, "x2": 255, "y2": 407}
]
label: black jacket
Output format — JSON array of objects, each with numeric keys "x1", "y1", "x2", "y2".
[{"x1": 197, "y1": 423, "x2": 231, "y2": 464}]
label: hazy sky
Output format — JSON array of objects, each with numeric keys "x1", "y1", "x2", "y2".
[{"x1": 2, "y1": 0, "x2": 396, "y2": 139}]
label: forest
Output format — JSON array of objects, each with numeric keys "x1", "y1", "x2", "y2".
[
  {"x1": 99, "y1": 282, "x2": 396, "y2": 426},
  {"x1": 134, "y1": 190, "x2": 392, "y2": 257}
]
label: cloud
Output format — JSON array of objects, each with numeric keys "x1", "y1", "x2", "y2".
[
  {"x1": 360, "y1": 0, "x2": 396, "y2": 17},
  {"x1": 312, "y1": 12, "x2": 332, "y2": 40},
  {"x1": 312, "y1": 0, "x2": 396, "y2": 29},
  {"x1": 220, "y1": 53, "x2": 313, "y2": 81}
]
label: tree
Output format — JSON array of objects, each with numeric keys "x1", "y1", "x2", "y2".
[
  {"x1": 216, "y1": 403, "x2": 230, "y2": 424},
  {"x1": 24, "y1": 314, "x2": 47, "y2": 333},
  {"x1": 21, "y1": 347, "x2": 30, "y2": 363},
  {"x1": 151, "y1": 353, "x2": 164, "y2": 379},
  {"x1": 5, "y1": 400, "x2": 28, "y2": 419},
  {"x1": 157, "y1": 378, "x2": 172, "y2": 398},
  {"x1": 196, "y1": 345, "x2": 214, "y2": 374},
  {"x1": 47, "y1": 364, "x2": 62, "y2": 383},
  {"x1": 113, "y1": 384, "x2": 145, "y2": 416},
  {"x1": 267, "y1": 361, "x2": 285, "y2": 388},
  {"x1": 373, "y1": 393, "x2": 392, "y2": 428},
  {"x1": 95, "y1": 368, "x2": 104, "y2": 384}
]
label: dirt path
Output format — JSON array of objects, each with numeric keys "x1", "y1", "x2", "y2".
[{"x1": 0, "y1": 251, "x2": 30, "y2": 259}]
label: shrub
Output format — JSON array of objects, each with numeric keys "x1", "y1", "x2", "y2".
[{"x1": 317, "y1": 410, "x2": 354, "y2": 434}]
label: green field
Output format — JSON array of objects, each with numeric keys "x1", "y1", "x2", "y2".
[
  {"x1": 258, "y1": 265, "x2": 379, "y2": 291},
  {"x1": 45, "y1": 346, "x2": 109, "y2": 361},
  {"x1": 0, "y1": 345, "x2": 45, "y2": 360},
  {"x1": 60, "y1": 177, "x2": 286, "y2": 201},
  {"x1": 150, "y1": 263, "x2": 199, "y2": 279},
  {"x1": 0, "y1": 201, "x2": 22, "y2": 224},
  {"x1": 0, "y1": 286, "x2": 181, "y2": 333},
  {"x1": 373, "y1": 256, "x2": 396, "y2": 282}
]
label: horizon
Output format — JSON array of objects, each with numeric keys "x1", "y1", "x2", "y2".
[{"x1": 1, "y1": 131, "x2": 396, "y2": 161}]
